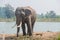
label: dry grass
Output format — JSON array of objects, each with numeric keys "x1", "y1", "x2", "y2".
[{"x1": 0, "y1": 32, "x2": 59, "y2": 40}]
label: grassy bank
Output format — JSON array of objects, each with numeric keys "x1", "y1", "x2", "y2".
[
  {"x1": 0, "y1": 18, "x2": 60, "y2": 22},
  {"x1": 0, "y1": 18, "x2": 15, "y2": 22},
  {"x1": 57, "y1": 33, "x2": 60, "y2": 40},
  {"x1": 36, "y1": 18, "x2": 60, "y2": 22}
]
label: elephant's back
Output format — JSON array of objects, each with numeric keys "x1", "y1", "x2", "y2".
[{"x1": 24, "y1": 6, "x2": 36, "y2": 16}]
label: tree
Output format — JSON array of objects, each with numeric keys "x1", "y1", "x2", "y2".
[
  {"x1": 40, "y1": 13, "x2": 44, "y2": 18},
  {"x1": 49, "y1": 11, "x2": 56, "y2": 18},
  {"x1": 4, "y1": 4, "x2": 14, "y2": 18},
  {"x1": 45, "y1": 12, "x2": 49, "y2": 18},
  {"x1": 45, "y1": 11, "x2": 56, "y2": 18}
]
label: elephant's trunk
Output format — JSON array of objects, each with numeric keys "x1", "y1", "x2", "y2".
[{"x1": 17, "y1": 21, "x2": 22, "y2": 37}]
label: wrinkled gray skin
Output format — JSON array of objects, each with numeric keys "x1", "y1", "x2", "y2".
[{"x1": 15, "y1": 6, "x2": 36, "y2": 37}]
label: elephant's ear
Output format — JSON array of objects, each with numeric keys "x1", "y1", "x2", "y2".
[{"x1": 24, "y1": 9, "x2": 31, "y2": 16}]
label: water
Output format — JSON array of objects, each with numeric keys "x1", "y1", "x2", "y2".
[{"x1": 0, "y1": 22, "x2": 60, "y2": 34}]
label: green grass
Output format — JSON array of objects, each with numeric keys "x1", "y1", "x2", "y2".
[
  {"x1": 0, "y1": 18, "x2": 60, "y2": 22},
  {"x1": 36, "y1": 18, "x2": 60, "y2": 22},
  {"x1": 0, "y1": 18, "x2": 15, "y2": 22},
  {"x1": 57, "y1": 34, "x2": 60, "y2": 40}
]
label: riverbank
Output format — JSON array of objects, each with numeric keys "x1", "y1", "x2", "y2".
[
  {"x1": 37, "y1": 18, "x2": 60, "y2": 22},
  {"x1": 0, "y1": 18, "x2": 15, "y2": 22},
  {"x1": 0, "y1": 32, "x2": 59, "y2": 40},
  {"x1": 0, "y1": 18, "x2": 60, "y2": 22}
]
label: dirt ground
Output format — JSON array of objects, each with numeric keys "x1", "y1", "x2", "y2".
[{"x1": 0, "y1": 32, "x2": 59, "y2": 40}]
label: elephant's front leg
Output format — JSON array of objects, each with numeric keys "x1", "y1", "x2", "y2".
[
  {"x1": 16, "y1": 18, "x2": 20, "y2": 37},
  {"x1": 17, "y1": 22, "x2": 22, "y2": 37},
  {"x1": 17, "y1": 27, "x2": 20, "y2": 37},
  {"x1": 16, "y1": 19, "x2": 22, "y2": 37},
  {"x1": 27, "y1": 16, "x2": 32, "y2": 36},
  {"x1": 22, "y1": 22, "x2": 26, "y2": 36}
]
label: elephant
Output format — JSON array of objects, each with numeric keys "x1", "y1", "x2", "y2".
[{"x1": 15, "y1": 6, "x2": 36, "y2": 37}]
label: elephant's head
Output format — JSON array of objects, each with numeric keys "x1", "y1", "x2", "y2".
[
  {"x1": 15, "y1": 7, "x2": 25, "y2": 16},
  {"x1": 15, "y1": 7, "x2": 25, "y2": 27},
  {"x1": 15, "y1": 7, "x2": 32, "y2": 27}
]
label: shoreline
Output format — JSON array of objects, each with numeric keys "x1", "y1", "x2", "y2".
[
  {"x1": 0, "y1": 32, "x2": 59, "y2": 40},
  {"x1": 0, "y1": 32, "x2": 59, "y2": 38}
]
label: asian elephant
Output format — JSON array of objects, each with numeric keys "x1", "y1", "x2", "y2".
[{"x1": 15, "y1": 6, "x2": 36, "y2": 37}]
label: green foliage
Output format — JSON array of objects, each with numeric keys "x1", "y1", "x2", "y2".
[
  {"x1": 40, "y1": 13, "x2": 44, "y2": 18},
  {"x1": 36, "y1": 10, "x2": 60, "y2": 22},
  {"x1": 57, "y1": 34, "x2": 60, "y2": 40},
  {"x1": 0, "y1": 4, "x2": 15, "y2": 18},
  {"x1": 5, "y1": 4, "x2": 15, "y2": 18},
  {"x1": 37, "y1": 10, "x2": 57, "y2": 18},
  {"x1": 45, "y1": 11, "x2": 56, "y2": 18}
]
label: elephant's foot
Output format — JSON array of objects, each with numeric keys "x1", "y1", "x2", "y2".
[
  {"x1": 29, "y1": 32, "x2": 32, "y2": 36},
  {"x1": 26, "y1": 32, "x2": 29, "y2": 35},
  {"x1": 29, "y1": 34, "x2": 32, "y2": 36},
  {"x1": 17, "y1": 27, "x2": 20, "y2": 37},
  {"x1": 17, "y1": 33, "x2": 19, "y2": 37},
  {"x1": 23, "y1": 33, "x2": 26, "y2": 36},
  {"x1": 22, "y1": 31, "x2": 26, "y2": 36},
  {"x1": 23, "y1": 34, "x2": 26, "y2": 36},
  {"x1": 28, "y1": 30, "x2": 32, "y2": 36},
  {"x1": 26, "y1": 32, "x2": 32, "y2": 36},
  {"x1": 27, "y1": 31, "x2": 32, "y2": 36}
]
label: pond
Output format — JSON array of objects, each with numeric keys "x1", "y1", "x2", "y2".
[{"x1": 0, "y1": 22, "x2": 60, "y2": 34}]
